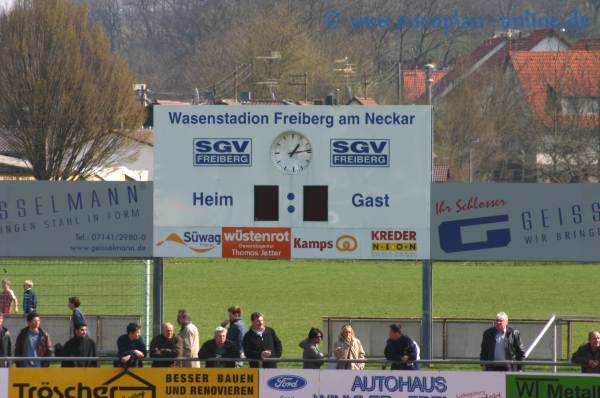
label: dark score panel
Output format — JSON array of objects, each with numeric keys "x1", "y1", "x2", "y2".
[
  {"x1": 254, "y1": 185, "x2": 279, "y2": 221},
  {"x1": 304, "y1": 186, "x2": 328, "y2": 222}
]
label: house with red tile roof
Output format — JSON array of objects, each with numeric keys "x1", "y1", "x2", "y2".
[
  {"x1": 509, "y1": 50, "x2": 600, "y2": 181},
  {"x1": 430, "y1": 30, "x2": 600, "y2": 182},
  {"x1": 510, "y1": 51, "x2": 600, "y2": 129},
  {"x1": 571, "y1": 38, "x2": 600, "y2": 51},
  {"x1": 434, "y1": 29, "x2": 570, "y2": 100},
  {"x1": 401, "y1": 69, "x2": 448, "y2": 103}
]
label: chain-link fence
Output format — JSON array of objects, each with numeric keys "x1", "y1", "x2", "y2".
[{"x1": 0, "y1": 258, "x2": 147, "y2": 317}]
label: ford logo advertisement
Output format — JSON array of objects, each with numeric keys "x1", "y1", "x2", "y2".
[{"x1": 267, "y1": 375, "x2": 307, "y2": 391}]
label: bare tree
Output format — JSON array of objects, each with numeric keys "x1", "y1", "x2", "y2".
[
  {"x1": 0, "y1": 0, "x2": 143, "y2": 180},
  {"x1": 435, "y1": 64, "x2": 537, "y2": 182}
]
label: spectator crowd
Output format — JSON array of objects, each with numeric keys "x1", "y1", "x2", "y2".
[{"x1": 0, "y1": 283, "x2": 597, "y2": 373}]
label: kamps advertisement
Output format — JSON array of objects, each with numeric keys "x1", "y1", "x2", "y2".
[{"x1": 431, "y1": 183, "x2": 600, "y2": 261}]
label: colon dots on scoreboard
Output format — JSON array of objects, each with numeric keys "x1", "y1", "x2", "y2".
[{"x1": 253, "y1": 185, "x2": 328, "y2": 222}]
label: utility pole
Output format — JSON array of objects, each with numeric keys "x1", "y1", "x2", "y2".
[
  {"x1": 288, "y1": 73, "x2": 308, "y2": 102},
  {"x1": 256, "y1": 51, "x2": 282, "y2": 100},
  {"x1": 397, "y1": 61, "x2": 403, "y2": 104},
  {"x1": 362, "y1": 72, "x2": 369, "y2": 98},
  {"x1": 334, "y1": 56, "x2": 355, "y2": 103},
  {"x1": 234, "y1": 68, "x2": 238, "y2": 102}
]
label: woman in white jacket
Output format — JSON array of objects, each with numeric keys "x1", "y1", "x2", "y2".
[{"x1": 334, "y1": 324, "x2": 365, "y2": 370}]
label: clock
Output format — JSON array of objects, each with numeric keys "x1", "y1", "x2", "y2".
[{"x1": 270, "y1": 131, "x2": 312, "y2": 174}]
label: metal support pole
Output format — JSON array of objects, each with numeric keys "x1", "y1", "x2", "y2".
[
  {"x1": 469, "y1": 147, "x2": 473, "y2": 183},
  {"x1": 421, "y1": 260, "x2": 433, "y2": 364},
  {"x1": 553, "y1": 321, "x2": 558, "y2": 373},
  {"x1": 145, "y1": 259, "x2": 151, "y2": 348},
  {"x1": 153, "y1": 257, "x2": 164, "y2": 338},
  {"x1": 421, "y1": 65, "x2": 435, "y2": 366}
]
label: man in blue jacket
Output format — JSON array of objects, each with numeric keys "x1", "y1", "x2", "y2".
[{"x1": 384, "y1": 323, "x2": 417, "y2": 370}]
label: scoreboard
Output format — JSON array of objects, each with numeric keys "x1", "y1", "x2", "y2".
[{"x1": 154, "y1": 106, "x2": 431, "y2": 259}]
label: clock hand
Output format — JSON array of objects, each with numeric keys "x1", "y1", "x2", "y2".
[{"x1": 288, "y1": 144, "x2": 300, "y2": 157}]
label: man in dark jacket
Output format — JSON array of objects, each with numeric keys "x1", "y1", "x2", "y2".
[
  {"x1": 60, "y1": 323, "x2": 97, "y2": 367},
  {"x1": 221, "y1": 305, "x2": 245, "y2": 363},
  {"x1": 199, "y1": 326, "x2": 239, "y2": 368},
  {"x1": 150, "y1": 322, "x2": 182, "y2": 367},
  {"x1": 115, "y1": 322, "x2": 146, "y2": 368},
  {"x1": 384, "y1": 323, "x2": 417, "y2": 370},
  {"x1": 571, "y1": 330, "x2": 600, "y2": 373},
  {"x1": 14, "y1": 311, "x2": 53, "y2": 367},
  {"x1": 0, "y1": 313, "x2": 11, "y2": 367},
  {"x1": 480, "y1": 312, "x2": 525, "y2": 371},
  {"x1": 243, "y1": 312, "x2": 282, "y2": 368}
]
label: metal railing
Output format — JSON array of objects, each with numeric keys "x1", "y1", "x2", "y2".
[
  {"x1": 0, "y1": 356, "x2": 583, "y2": 370},
  {"x1": 323, "y1": 315, "x2": 600, "y2": 361}
]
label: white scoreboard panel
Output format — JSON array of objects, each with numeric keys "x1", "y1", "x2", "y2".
[{"x1": 154, "y1": 106, "x2": 431, "y2": 259}]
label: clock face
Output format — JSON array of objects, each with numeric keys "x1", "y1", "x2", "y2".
[{"x1": 271, "y1": 131, "x2": 312, "y2": 175}]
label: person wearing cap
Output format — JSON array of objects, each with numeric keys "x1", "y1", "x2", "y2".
[
  {"x1": 198, "y1": 326, "x2": 240, "y2": 368},
  {"x1": 384, "y1": 323, "x2": 417, "y2": 370},
  {"x1": 299, "y1": 327, "x2": 325, "y2": 369}
]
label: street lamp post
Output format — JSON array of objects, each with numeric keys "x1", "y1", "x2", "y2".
[{"x1": 425, "y1": 64, "x2": 435, "y2": 105}]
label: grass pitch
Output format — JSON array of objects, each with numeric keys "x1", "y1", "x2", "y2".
[
  {"x1": 0, "y1": 258, "x2": 597, "y2": 366},
  {"x1": 163, "y1": 259, "x2": 600, "y2": 360}
]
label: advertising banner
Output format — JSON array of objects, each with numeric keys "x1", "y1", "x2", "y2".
[
  {"x1": 222, "y1": 227, "x2": 292, "y2": 259},
  {"x1": 506, "y1": 373, "x2": 600, "y2": 398},
  {"x1": 431, "y1": 183, "x2": 600, "y2": 261},
  {"x1": 259, "y1": 370, "x2": 505, "y2": 398},
  {"x1": 9, "y1": 368, "x2": 258, "y2": 398},
  {"x1": 0, "y1": 369, "x2": 7, "y2": 398},
  {"x1": 291, "y1": 228, "x2": 363, "y2": 259},
  {"x1": 260, "y1": 369, "x2": 319, "y2": 398},
  {"x1": 0, "y1": 181, "x2": 152, "y2": 257},
  {"x1": 154, "y1": 106, "x2": 431, "y2": 259},
  {"x1": 154, "y1": 226, "x2": 222, "y2": 257}
]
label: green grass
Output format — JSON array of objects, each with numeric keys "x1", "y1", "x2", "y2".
[
  {"x1": 162, "y1": 259, "x2": 600, "y2": 360},
  {"x1": 0, "y1": 259, "x2": 146, "y2": 315},
  {"x1": 1, "y1": 258, "x2": 598, "y2": 368}
]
